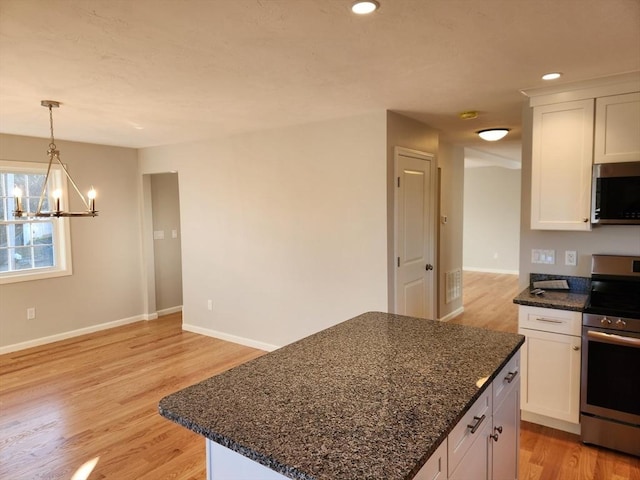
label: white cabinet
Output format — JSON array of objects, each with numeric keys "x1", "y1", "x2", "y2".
[
  {"x1": 491, "y1": 356, "x2": 520, "y2": 480},
  {"x1": 518, "y1": 306, "x2": 582, "y2": 430},
  {"x1": 447, "y1": 351, "x2": 521, "y2": 480},
  {"x1": 414, "y1": 440, "x2": 448, "y2": 480},
  {"x1": 594, "y1": 92, "x2": 640, "y2": 164},
  {"x1": 530, "y1": 99, "x2": 594, "y2": 230}
]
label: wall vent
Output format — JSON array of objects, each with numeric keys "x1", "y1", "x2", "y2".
[{"x1": 445, "y1": 269, "x2": 462, "y2": 304}]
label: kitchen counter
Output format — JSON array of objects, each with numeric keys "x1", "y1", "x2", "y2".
[
  {"x1": 513, "y1": 274, "x2": 590, "y2": 311},
  {"x1": 158, "y1": 312, "x2": 524, "y2": 480},
  {"x1": 513, "y1": 288, "x2": 589, "y2": 311}
]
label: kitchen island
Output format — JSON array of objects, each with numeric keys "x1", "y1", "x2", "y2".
[{"x1": 159, "y1": 312, "x2": 524, "y2": 480}]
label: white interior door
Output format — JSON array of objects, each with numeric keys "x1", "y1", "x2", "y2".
[{"x1": 394, "y1": 147, "x2": 436, "y2": 319}]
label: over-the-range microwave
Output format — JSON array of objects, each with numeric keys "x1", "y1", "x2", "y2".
[{"x1": 592, "y1": 161, "x2": 640, "y2": 225}]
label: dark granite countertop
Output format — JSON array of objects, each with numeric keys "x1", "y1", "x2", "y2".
[
  {"x1": 158, "y1": 312, "x2": 524, "y2": 480},
  {"x1": 513, "y1": 274, "x2": 590, "y2": 311},
  {"x1": 513, "y1": 288, "x2": 589, "y2": 311}
]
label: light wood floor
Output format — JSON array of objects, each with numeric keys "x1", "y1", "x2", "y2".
[{"x1": 0, "y1": 272, "x2": 638, "y2": 479}]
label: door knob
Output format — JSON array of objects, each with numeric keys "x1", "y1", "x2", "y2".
[{"x1": 425, "y1": 264, "x2": 433, "y2": 271}]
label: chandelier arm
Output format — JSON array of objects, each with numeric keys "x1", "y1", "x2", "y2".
[
  {"x1": 52, "y1": 153, "x2": 92, "y2": 210},
  {"x1": 36, "y1": 152, "x2": 55, "y2": 215}
]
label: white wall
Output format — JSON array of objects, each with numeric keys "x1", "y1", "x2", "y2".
[
  {"x1": 519, "y1": 103, "x2": 640, "y2": 288},
  {"x1": 0, "y1": 134, "x2": 143, "y2": 350},
  {"x1": 139, "y1": 112, "x2": 389, "y2": 348},
  {"x1": 463, "y1": 166, "x2": 521, "y2": 274}
]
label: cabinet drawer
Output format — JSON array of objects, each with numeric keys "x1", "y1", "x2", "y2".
[
  {"x1": 518, "y1": 306, "x2": 581, "y2": 336},
  {"x1": 493, "y1": 350, "x2": 520, "y2": 410},
  {"x1": 447, "y1": 388, "x2": 492, "y2": 477}
]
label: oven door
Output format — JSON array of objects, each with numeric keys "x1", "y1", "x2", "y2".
[{"x1": 581, "y1": 326, "x2": 640, "y2": 426}]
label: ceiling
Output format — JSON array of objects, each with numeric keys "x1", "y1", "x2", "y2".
[{"x1": 1, "y1": 0, "x2": 639, "y2": 167}]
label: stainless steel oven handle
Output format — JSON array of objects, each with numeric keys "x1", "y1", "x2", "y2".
[{"x1": 587, "y1": 330, "x2": 640, "y2": 348}]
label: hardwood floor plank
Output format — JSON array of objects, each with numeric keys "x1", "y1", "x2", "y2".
[{"x1": 1, "y1": 280, "x2": 639, "y2": 479}]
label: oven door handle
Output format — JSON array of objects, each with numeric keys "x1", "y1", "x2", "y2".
[{"x1": 587, "y1": 330, "x2": 640, "y2": 348}]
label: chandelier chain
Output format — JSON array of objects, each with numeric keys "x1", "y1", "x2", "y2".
[{"x1": 48, "y1": 104, "x2": 56, "y2": 150}]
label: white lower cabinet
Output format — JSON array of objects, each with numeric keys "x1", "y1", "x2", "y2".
[
  {"x1": 418, "y1": 350, "x2": 521, "y2": 480},
  {"x1": 414, "y1": 440, "x2": 448, "y2": 480},
  {"x1": 518, "y1": 306, "x2": 582, "y2": 431}
]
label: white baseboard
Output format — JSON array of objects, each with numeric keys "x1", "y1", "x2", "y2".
[
  {"x1": 463, "y1": 267, "x2": 519, "y2": 275},
  {"x1": 521, "y1": 410, "x2": 581, "y2": 435},
  {"x1": 0, "y1": 314, "x2": 147, "y2": 355},
  {"x1": 439, "y1": 307, "x2": 464, "y2": 322},
  {"x1": 182, "y1": 323, "x2": 280, "y2": 352},
  {"x1": 157, "y1": 305, "x2": 183, "y2": 317}
]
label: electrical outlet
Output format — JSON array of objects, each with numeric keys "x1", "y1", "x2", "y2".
[
  {"x1": 27, "y1": 307, "x2": 36, "y2": 320},
  {"x1": 207, "y1": 299, "x2": 213, "y2": 311},
  {"x1": 565, "y1": 250, "x2": 577, "y2": 266}
]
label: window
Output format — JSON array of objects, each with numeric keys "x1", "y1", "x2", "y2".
[{"x1": 0, "y1": 160, "x2": 72, "y2": 284}]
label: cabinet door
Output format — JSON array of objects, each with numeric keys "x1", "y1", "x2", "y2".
[
  {"x1": 594, "y1": 92, "x2": 640, "y2": 164},
  {"x1": 491, "y1": 383, "x2": 520, "y2": 480},
  {"x1": 531, "y1": 99, "x2": 593, "y2": 230},
  {"x1": 414, "y1": 440, "x2": 447, "y2": 480},
  {"x1": 449, "y1": 418, "x2": 491, "y2": 480},
  {"x1": 519, "y1": 328, "x2": 581, "y2": 423}
]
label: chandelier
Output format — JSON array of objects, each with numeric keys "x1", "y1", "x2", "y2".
[{"x1": 13, "y1": 100, "x2": 98, "y2": 218}]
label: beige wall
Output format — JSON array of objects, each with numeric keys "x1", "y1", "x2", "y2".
[
  {"x1": 437, "y1": 142, "x2": 465, "y2": 318},
  {"x1": 150, "y1": 173, "x2": 182, "y2": 312},
  {"x1": 139, "y1": 112, "x2": 389, "y2": 348},
  {"x1": 0, "y1": 134, "x2": 143, "y2": 349},
  {"x1": 519, "y1": 104, "x2": 640, "y2": 288},
  {"x1": 463, "y1": 166, "x2": 520, "y2": 274}
]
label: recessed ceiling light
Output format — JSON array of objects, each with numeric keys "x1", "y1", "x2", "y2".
[
  {"x1": 542, "y1": 72, "x2": 562, "y2": 81},
  {"x1": 352, "y1": 1, "x2": 380, "y2": 14},
  {"x1": 477, "y1": 128, "x2": 510, "y2": 141}
]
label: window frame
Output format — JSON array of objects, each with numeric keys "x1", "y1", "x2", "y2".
[{"x1": 0, "y1": 160, "x2": 73, "y2": 284}]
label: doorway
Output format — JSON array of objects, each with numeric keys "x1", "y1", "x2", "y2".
[{"x1": 142, "y1": 172, "x2": 183, "y2": 317}]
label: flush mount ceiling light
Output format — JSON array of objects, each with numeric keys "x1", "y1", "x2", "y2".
[
  {"x1": 351, "y1": 0, "x2": 380, "y2": 14},
  {"x1": 477, "y1": 128, "x2": 510, "y2": 141},
  {"x1": 542, "y1": 72, "x2": 562, "y2": 81},
  {"x1": 13, "y1": 101, "x2": 98, "y2": 218}
]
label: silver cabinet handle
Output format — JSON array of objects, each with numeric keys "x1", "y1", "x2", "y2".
[
  {"x1": 467, "y1": 414, "x2": 486, "y2": 434},
  {"x1": 535, "y1": 317, "x2": 563, "y2": 324},
  {"x1": 504, "y1": 371, "x2": 518, "y2": 383}
]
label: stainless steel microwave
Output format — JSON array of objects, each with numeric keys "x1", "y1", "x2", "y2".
[{"x1": 591, "y1": 161, "x2": 640, "y2": 225}]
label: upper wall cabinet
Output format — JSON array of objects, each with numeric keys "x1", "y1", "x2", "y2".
[
  {"x1": 594, "y1": 92, "x2": 640, "y2": 164},
  {"x1": 524, "y1": 72, "x2": 640, "y2": 231},
  {"x1": 530, "y1": 100, "x2": 594, "y2": 231}
]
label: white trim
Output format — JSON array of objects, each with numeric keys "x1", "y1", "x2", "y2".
[
  {"x1": 521, "y1": 410, "x2": 581, "y2": 435},
  {"x1": 438, "y1": 307, "x2": 464, "y2": 323},
  {"x1": 141, "y1": 312, "x2": 159, "y2": 321},
  {"x1": 157, "y1": 305, "x2": 183, "y2": 317},
  {"x1": 463, "y1": 267, "x2": 519, "y2": 275},
  {"x1": 0, "y1": 314, "x2": 146, "y2": 355},
  {"x1": 182, "y1": 323, "x2": 280, "y2": 352}
]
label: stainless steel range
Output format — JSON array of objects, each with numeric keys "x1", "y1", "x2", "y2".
[{"x1": 581, "y1": 254, "x2": 640, "y2": 457}]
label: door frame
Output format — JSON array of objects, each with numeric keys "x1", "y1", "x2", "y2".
[{"x1": 393, "y1": 146, "x2": 437, "y2": 318}]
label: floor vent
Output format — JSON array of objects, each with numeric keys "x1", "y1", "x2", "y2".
[{"x1": 445, "y1": 269, "x2": 462, "y2": 304}]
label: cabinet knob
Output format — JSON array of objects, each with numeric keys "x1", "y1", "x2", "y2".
[
  {"x1": 494, "y1": 426, "x2": 503, "y2": 434},
  {"x1": 572, "y1": 346, "x2": 580, "y2": 351},
  {"x1": 583, "y1": 217, "x2": 589, "y2": 223},
  {"x1": 490, "y1": 433, "x2": 499, "y2": 442}
]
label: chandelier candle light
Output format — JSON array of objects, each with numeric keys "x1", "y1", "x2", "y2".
[{"x1": 13, "y1": 101, "x2": 98, "y2": 218}]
